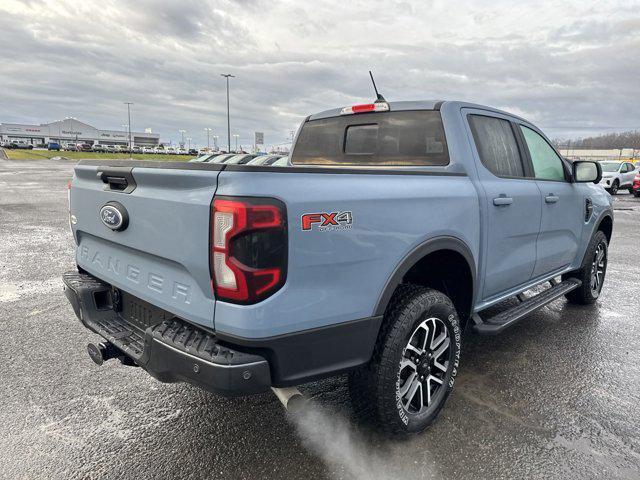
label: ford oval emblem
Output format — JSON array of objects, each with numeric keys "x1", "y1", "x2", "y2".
[{"x1": 100, "y1": 202, "x2": 129, "y2": 231}]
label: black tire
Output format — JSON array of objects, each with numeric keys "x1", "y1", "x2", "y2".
[
  {"x1": 628, "y1": 187, "x2": 634, "y2": 195},
  {"x1": 634, "y1": 191, "x2": 640, "y2": 198},
  {"x1": 563, "y1": 230, "x2": 608, "y2": 305},
  {"x1": 348, "y1": 285, "x2": 461, "y2": 435},
  {"x1": 610, "y1": 180, "x2": 619, "y2": 195}
]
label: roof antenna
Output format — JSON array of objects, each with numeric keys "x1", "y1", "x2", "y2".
[{"x1": 369, "y1": 70, "x2": 387, "y2": 103}]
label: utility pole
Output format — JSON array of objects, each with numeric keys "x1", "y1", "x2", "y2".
[
  {"x1": 213, "y1": 135, "x2": 219, "y2": 151},
  {"x1": 233, "y1": 134, "x2": 239, "y2": 152},
  {"x1": 187, "y1": 137, "x2": 192, "y2": 150},
  {"x1": 124, "y1": 102, "x2": 133, "y2": 154},
  {"x1": 220, "y1": 73, "x2": 235, "y2": 152},
  {"x1": 178, "y1": 129, "x2": 186, "y2": 147},
  {"x1": 204, "y1": 127, "x2": 212, "y2": 150}
]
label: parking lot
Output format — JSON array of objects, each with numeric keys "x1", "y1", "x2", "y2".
[{"x1": 1, "y1": 158, "x2": 639, "y2": 480}]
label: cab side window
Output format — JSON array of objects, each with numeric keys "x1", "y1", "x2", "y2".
[
  {"x1": 468, "y1": 115, "x2": 525, "y2": 178},
  {"x1": 520, "y1": 126, "x2": 566, "y2": 181}
]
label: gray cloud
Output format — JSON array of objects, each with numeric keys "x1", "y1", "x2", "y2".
[{"x1": 0, "y1": 0, "x2": 639, "y2": 148}]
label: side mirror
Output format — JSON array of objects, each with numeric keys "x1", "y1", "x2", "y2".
[{"x1": 573, "y1": 161, "x2": 601, "y2": 184}]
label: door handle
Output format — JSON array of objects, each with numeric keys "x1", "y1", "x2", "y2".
[
  {"x1": 545, "y1": 194, "x2": 559, "y2": 204},
  {"x1": 493, "y1": 196, "x2": 513, "y2": 206}
]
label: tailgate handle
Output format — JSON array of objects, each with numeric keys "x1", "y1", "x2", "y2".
[
  {"x1": 98, "y1": 167, "x2": 137, "y2": 194},
  {"x1": 103, "y1": 175, "x2": 128, "y2": 190}
]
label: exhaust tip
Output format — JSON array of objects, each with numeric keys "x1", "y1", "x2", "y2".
[{"x1": 271, "y1": 387, "x2": 308, "y2": 413}]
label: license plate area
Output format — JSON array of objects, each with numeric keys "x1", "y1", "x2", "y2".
[{"x1": 117, "y1": 290, "x2": 175, "y2": 333}]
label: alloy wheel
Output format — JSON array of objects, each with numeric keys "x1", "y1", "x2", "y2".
[
  {"x1": 397, "y1": 317, "x2": 452, "y2": 415},
  {"x1": 590, "y1": 241, "x2": 607, "y2": 296}
]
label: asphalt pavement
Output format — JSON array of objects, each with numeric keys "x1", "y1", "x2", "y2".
[{"x1": 1, "y1": 159, "x2": 639, "y2": 480}]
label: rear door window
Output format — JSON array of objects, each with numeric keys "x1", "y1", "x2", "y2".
[
  {"x1": 291, "y1": 110, "x2": 449, "y2": 166},
  {"x1": 468, "y1": 115, "x2": 525, "y2": 177}
]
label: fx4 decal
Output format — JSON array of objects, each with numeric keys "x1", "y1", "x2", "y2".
[{"x1": 301, "y1": 211, "x2": 353, "y2": 231}]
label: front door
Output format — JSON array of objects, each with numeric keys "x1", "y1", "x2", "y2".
[
  {"x1": 517, "y1": 124, "x2": 583, "y2": 277},
  {"x1": 465, "y1": 111, "x2": 542, "y2": 300}
]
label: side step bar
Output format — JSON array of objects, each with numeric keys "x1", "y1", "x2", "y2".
[{"x1": 472, "y1": 278, "x2": 582, "y2": 335}]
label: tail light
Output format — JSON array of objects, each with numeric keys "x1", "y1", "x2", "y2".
[
  {"x1": 340, "y1": 102, "x2": 389, "y2": 115},
  {"x1": 210, "y1": 197, "x2": 287, "y2": 304}
]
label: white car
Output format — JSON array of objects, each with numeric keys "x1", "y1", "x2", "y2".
[
  {"x1": 598, "y1": 161, "x2": 638, "y2": 194},
  {"x1": 142, "y1": 147, "x2": 155, "y2": 154}
]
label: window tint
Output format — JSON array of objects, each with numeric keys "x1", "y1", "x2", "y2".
[
  {"x1": 520, "y1": 126, "x2": 566, "y2": 181},
  {"x1": 468, "y1": 115, "x2": 524, "y2": 177},
  {"x1": 345, "y1": 124, "x2": 378, "y2": 154},
  {"x1": 291, "y1": 110, "x2": 449, "y2": 166},
  {"x1": 626, "y1": 163, "x2": 636, "y2": 172}
]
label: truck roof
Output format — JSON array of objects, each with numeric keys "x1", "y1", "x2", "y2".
[{"x1": 309, "y1": 100, "x2": 530, "y2": 124}]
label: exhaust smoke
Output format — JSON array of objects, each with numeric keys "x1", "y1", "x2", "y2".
[{"x1": 289, "y1": 398, "x2": 438, "y2": 480}]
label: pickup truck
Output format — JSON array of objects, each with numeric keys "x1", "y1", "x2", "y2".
[{"x1": 63, "y1": 100, "x2": 612, "y2": 435}]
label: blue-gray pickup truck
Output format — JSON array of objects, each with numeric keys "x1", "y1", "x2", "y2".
[{"x1": 63, "y1": 100, "x2": 612, "y2": 434}]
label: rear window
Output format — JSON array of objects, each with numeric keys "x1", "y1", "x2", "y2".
[{"x1": 291, "y1": 110, "x2": 449, "y2": 166}]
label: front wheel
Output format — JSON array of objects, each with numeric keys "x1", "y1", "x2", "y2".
[
  {"x1": 348, "y1": 286, "x2": 461, "y2": 435},
  {"x1": 563, "y1": 230, "x2": 608, "y2": 304},
  {"x1": 609, "y1": 180, "x2": 619, "y2": 195}
]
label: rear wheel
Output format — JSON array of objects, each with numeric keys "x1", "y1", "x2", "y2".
[
  {"x1": 348, "y1": 286, "x2": 461, "y2": 435},
  {"x1": 628, "y1": 187, "x2": 634, "y2": 195},
  {"x1": 563, "y1": 230, "x2": 608, "y2": 304}
]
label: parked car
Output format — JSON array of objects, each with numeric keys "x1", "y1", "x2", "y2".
[
  {"x1": 76, "y1": 143, "x2": 92, "y2": 152},
  {"x1": 131, "y1": 146, "x2": 142, "y2": 154},
  {"x1": 64, "y1": 99, "x2": 612, "y2": 436},
  {"x1": 633, "y1": 173, "x2": 640, "y2": 197},
  {"x1": 247, "y1": 155, "x2": 282, "y2": 165},
  {"x1": 47, "y1": 142, "x2": 61, "y2": 151},
  {"x1": 92, "y1": 144, "x2": 106, "y2": 153},
  {"x1": 206, "y1": 153, "x2": 235, "y2": 163},
  {"x1": 141, "y1": 147, "x2": 155, "y2": 154},
  {"x1": 189, "y1": 153, "x2": 219, "y2": 163},
  {"x1": 598, "y1": 161, "x2": 637, "y2": 194},
  {"x1": 222, "y1": 154, "x2": 258, "y2": 165},
  {"x1": 8, "y1": 141, "x2": 34, "y2": 149},
  {"x1": 271, "y1": 156, "x2": 290, "y2": 166},
  {"x1": 64, "y1": 143, "x2": 77, "y2": 151}
]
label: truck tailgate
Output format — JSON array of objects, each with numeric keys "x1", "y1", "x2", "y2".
[{"x1": 70, "y1": 162, "x2": 222, "y2": 329}]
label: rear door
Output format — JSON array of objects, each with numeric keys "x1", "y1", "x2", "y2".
[
  {"x1": 465, "y1": 111, "x2": 542, "y2": 300},
  {"x1": 517, "y1": 124, "x2": 583, "y2": 277},
  {"x1": 623, "y1": 162, "x2": 637, "y2": 187},
  {"x1": 70, "y1": 162, "x2": 222, "y2": 329}
]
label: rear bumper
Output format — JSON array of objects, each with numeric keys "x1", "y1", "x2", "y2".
[{"x1": 63, "y1": 270, "x2": 271, "y2": 396}]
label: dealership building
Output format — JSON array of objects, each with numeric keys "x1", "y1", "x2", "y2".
[{"x1": 0, "y1": 118, "x2": 160, "y2": 147}]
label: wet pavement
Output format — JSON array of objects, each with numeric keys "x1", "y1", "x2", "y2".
[{"x1": 1, "y1": 158, "x2": 639, "y2": 480}]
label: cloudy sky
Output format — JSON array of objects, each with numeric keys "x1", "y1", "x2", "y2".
[{"x1": 1, "y1": 0, "x2": 639, "y2": 149}]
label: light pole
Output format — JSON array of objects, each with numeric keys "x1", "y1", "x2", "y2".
[
  {"x1": 178, "y1": 129, "x2": 186, "y2": 148},
  {"x1": 187, "y1": 137, "x2": 192, "y2": 150},
  {"x1": 233, "y1": 134, "x2": 239, "y2": 152},
  {"x1": 124, "y1": 102, "x2": 133, "y2": 153},
  {"x1": 204, "y1": 128, "x2": 212, "y2": 150},
  {"x1": 220, "y1": 73, "x2": 235, "y2": 153},
  {"x1": 213, "y1": 135, "x2": 219, "y2": 151}
]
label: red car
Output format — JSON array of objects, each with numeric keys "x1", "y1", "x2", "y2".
[{"x1": 633, "y1": 173, "x2": 640, "y2": 197}]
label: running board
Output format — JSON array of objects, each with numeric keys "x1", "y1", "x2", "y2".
[{"x1": 472, "y1": 278, "x2": 582, "y2": 335}]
